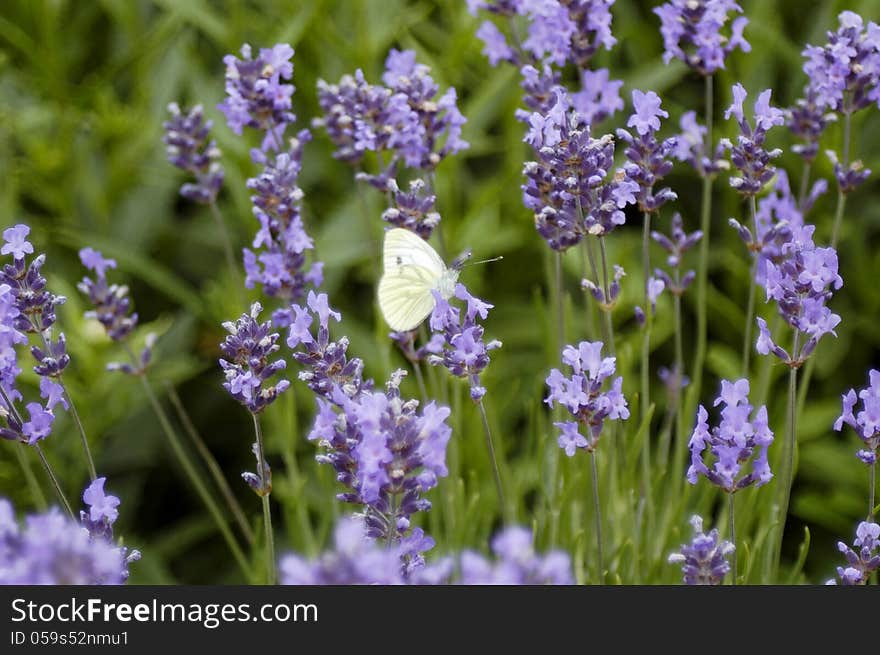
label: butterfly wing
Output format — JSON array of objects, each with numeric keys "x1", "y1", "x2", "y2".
[{"x1": 378, "y1": 229, "x2": 447, "y2": 332}]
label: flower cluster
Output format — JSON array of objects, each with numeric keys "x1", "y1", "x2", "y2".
[
  {"x1": 425, "y1": 283, "x2": 501, "y2": 402},
  {"x1": 162, "y1": 103, "x2": 225, "y2": 204},
  {"x1": 280, "y1": 517, "x2": 573, "y2": 585},
  {"x1": 286, "y1": 291, "x2": 370, "y2": 401},
  {"x1": 755, "y1": 224, "x2": 842, "y2": 366},
  {"x1": 787, "y1": 87, "x2": 835, "y2": 163},
  {"x1": 827, "y1": 521, "x2": 880, "y2": 585},
  {"x1": 243, "y1": 132, "x2": 323, "y2": 321},
  {"x1": 218, "y1": 43, "x2": 297, "y2": 156},
  {"x1": 615, "y1": 90, "x2": 677, "y2": 213},
  {"x1": 687, "y1": 379, "x2": 774, "y2": 493},
  {"x1": 654, "y1": 0, "x2": 750, "y2": 75},
  {"x1": 545, "y1": 341, "x2": 628, "y2": 455},
  {"x1": 382, "y1": 179, "x2": 441, "y2": 239},
  {"x1": 522, "y1": 92, "x2": 637, "y2": 251},
  {"x1": 672, "y1": 110, "x2": 728, "y2": 177},
  {"x1": 0, "y1": 496, "x2": 138, "y2": 585},
  {"x1": 80, "y1": 477, "x2": 121, "y2": 542},
  {"x1": 668, "y1": 515, "x2": 734, "y2": 585},
  {"x1": 314, "y1": 49, "x2": 468, "y2": 189},
  {"x1": 219, "y1": 302, "x2": 289, "y2": 415},
  {"x1": 651, "y1": 212, "x2": 701, "y2": 297},
  {"x1": 307, "y1": 370, "x2": 451, "y2": 542},
  {"x1": 582, "y1": 264, "x2": 625, "y2": 310},
  {"x1": 802, "y1": 11, "x2": 880, "y2": 116},
  {"x1": 720, "y1": 84, "x2": 784, "y2": 196},
  {"x1": 833, "y1": 369, "x2": 880, "y2": 465},
  {"x1": 77, "y1": 248, "x2": 137, "y2": 343}
]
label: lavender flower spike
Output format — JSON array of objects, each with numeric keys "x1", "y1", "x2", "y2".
[
  {"x1": 826, "y1": 521, "x2": 880, "y2": 585},
  {"x1": 833, "y1": 370, "x2": 880, "y2": 465},
  {"x1": 668, "y1": 515, "x2": 734, "y2": 585},
  {"x1": 163, "y1": 103, "x2": 224, "y2": 204}
]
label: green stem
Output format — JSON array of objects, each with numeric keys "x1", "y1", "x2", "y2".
[
  {"x1": 584, "y1": 239, "x2": 611, "y2": 347},
  {"x1": 870, "y1": 461, "x2": 876, "y2": 520},
  {"x1": 641, "y1": 210, "x2": 652, "y2": 421},
  {"x1": 590, "y1": 450, "x2": 604, "y2": 584},
  {"x1": 477, "y1": 398, "x2": 508, "y2": 521},
  {"x1": 597, "y1": 237, "x2": 615, "y2": 356},
  {"x1": 412, "y1": 358, "x2": 429, "y2": 406},
  {"x1": 208, "y1": 201, "x2": 245, "y2": 305},
  {"x1": 798, "y1": 161, "x2": 812, "y2": 211},
  {"x1": 831, "y1": 110, "x2": 851, "y2": 248},
  {"x1": 555, "y1": 250, "x2": 565, "y2": 356},
  {"x1": 773, "y1": 333, "x2": 800, "y2": 580},
  {"x1": 14, "y1": 442, "x2": 46, "y2": 510},
  {"x1": 728, "y1": 492, "x2": 737, "y2": 585},
  {"x1": 0, "y1": 386, "x2": 54, "y2": 511},
  {"x1": 692, "y1": 74, "x2": 714, "y2": 417},
  {"x1": 742, "y1": 196, "x2": 759, "y2": 377},
  {"x1": 34, "y1": 443, "x2": 74, "y2": 519},
  {"x1": 130, "y1": 354, "x2": 251, "y2": 580},
  {"x1": 165, "y1": 381, "x2": 255, "y2": 546},
  {"x1": 252, "y1": 413, "x2": 276, "y2": 585}
]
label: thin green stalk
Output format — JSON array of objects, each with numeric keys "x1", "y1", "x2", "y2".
[
  {"x1": 773, "y1": 333, "x2": 800, "y2": 580},
  {"x1": 477, "y1": 398, "x2": 508, "y2": 521},
  {"x1": 38, "y1": 333, "x2": 96, "y2": 481},
  {"x1": 597, "y1": 237, "x2": 616, "y2": 356},
  {"x1": 692, "y1": 74, "x2": 714, "y2": 416},
  {"x1": 165, "y1": 382, "x2": 255, "y2": 546},
  {"x1": 251, "y1": 413, "x2": 276, "y2": 585},
  {"x1": 584, "y1": 239, "x2": 611, "y2": 346},
  {"x1": 128, "y1": 349, "x2": 251, "y2": 579},
  {"x1": 579, "y1": 241, "x2": 598, "y2": 339},
  {"x1": 208, "y1": 201, "x2": 245, "y2": 302},
  {"x1": 34, "y1": 443, "x2": 74, "y2": 519},
  {"x1": 641, "y1": 210, "x2": 652, "y2": 421},
  {"x1": 555, "y1": 250, "x2": 565, "y2": 356},
  {"x1": 742, "y1": 196, "x2": 759, "y2": 377},
  {"x1": 870, "y1": 461, "x2": 876, "y2": 520},
  {"x1": 1, "y1": 385, "x2": 55, "y2": 511},
  {"x1": 413, "y1": 358, "x2": 429, "y2": 406},
  {"x1": 728, "y1": 492, "x2": 737, "y2": 585},
  {"x1": 590, "y1": 450, "x2": 604, "y2": 584},
  {"x1": 14, "y1": 442, "x2": 46, "y2": 509},
  {"x1": 831, "y1": 110, "x2": 851, "y2": 248},
  {"x1": 798, "y1": 161, "x2": 812, "y2": 211}
]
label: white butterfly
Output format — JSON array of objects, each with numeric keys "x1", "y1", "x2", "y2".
[{"x1": 377, "y1": 228, "x2": 463, "y2": 332}]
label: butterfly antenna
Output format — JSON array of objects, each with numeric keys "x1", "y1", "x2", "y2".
[{"x1": 463, "y1": 255, "x2": 504, "y2": 267}]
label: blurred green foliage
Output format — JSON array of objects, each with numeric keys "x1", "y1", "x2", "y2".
[{"x1": 1, "y1": 0, "x2": 879, "y2": 584}]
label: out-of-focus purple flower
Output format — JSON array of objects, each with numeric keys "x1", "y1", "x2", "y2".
[
  {"x1": 218, "y1": 43, "x2": 297, "y2": 156},
  {"x1": 833, "y1": 369, "x2": 880, "y2": 465},
  {"x1": 651, "y1": 212, "x2": 701, "y2": 297},
  {"x1": 163, "y1": 103, "x2": 225, "y2": 204},
  {"x1": 654, "y1": 0, "x2": 750, "y2": 75},
  {"x1": 243, "y1": 132, "x2": 323, "y2": 318},
  {"x1": 457, "y1": 526, "x2": 574, "y2": 584},
  {"x1": 787, "y1": 86, "x2": 836, "y2": 163},
  {"x1": 545, "y1": 340, "x2": 628, "y2": 455},
  {"x1": 802, "y1": 11, "x2": 880, "y2": 115},
  {"x1": 571, "y1": 68, "x2": 624, "y2": 127},
  {"x1": 720, "y1": 84, "x2": 784, "y2": 196},
  {"x1": 0, "y1": 498, "x2": 137, "y2": 585},
  {"x1": 687, "y1": 378, "x2": 774, "y2": 492},
  {"x1": 426, "y1": 284, "x2": 501, "y2": 402},
  {"x1": 826, "y1": 521, "x2": 880, "y2": 585},
  {"x1": 476, "y1": 20, "x2": 514, "y2": 66},
  {"x1": 582, "y1": 264, "x2": 626, "y2": 309},
  {"x1": 219, "y1": 302, "x2": 290, "y2": 414},
  {"x1": 826, "y1": 149, "x2": 871, "y2": 195},
  {"x1": 1, "y1": 225, "x2": 34, "y2": 261},
  {"x1": 306, "y1": 370, "x2": 451, "y2": 544},
  {"x1": 756, "y1": 222, "x2": 842, "y2": 365},
  {"x1": 80, "y1": 477, "x2": 120, "y2": 541},
  {"x1": 668, "y1": 515, "x2": 734, "y2": 585},
  {"x1": 78, "y1": 247, "x2": 138, "y2": 344},
  {"x1": 382, "y1": 179, "x2": 442, "y2": 239},
  {"x1": 672, "y1": 110, "x2": 728, "y2": 177},
  {"x1": 1, "y1": 230, "x2": 66, "y2": 335},
  {"x1": 616, "y1": 90, "x2": 677, "y2": 213},
  {"x1": 523, "y1": 91, "x2": 637, "y2": 250}
]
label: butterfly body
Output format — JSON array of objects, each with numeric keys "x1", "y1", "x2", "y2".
[{"x1": 378, "y1": 228, "x2": 459, "y2": 332}]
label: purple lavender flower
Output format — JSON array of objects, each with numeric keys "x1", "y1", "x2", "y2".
[
  {"x1": 286, "y1": 291, "x2": 369, "y2": 401},
  {"x1": 802, "y1": 12, "x2": 880, "y2": 115},
  {"x1": 651, "y1": 212, "x2": 701, "y2": 297},
  {"x1": 219, "y1": 302, "x2": 290, "y2": 414},
  {"x1": 162, "y1": 103, "x2": 225, "y2": 204},
  {"x1": 668, "y1": 515, "x2": 734, "y2": 585},
  {"x1": 672, "y1": 110, "x2": 728, "y2": 177},
  {"x1": 827, "y1": 149, "x2": 871, "y2": 195},
  {"x1": 78, "y1": 247, "x2": 138, "y2": 344},
  {"x1": 654, "y1": 0, "x2": 750, "y2": 75},
  {"x1": 720, "y1": 84, "x2": 784, "y2": 196},
  {"x1": 523, "y1": 91, "x2": 637, "y2": 250},
  {"x1": 1, "y1": 226, "x2": 66, "y2": 334},
  {"x1": 545, "y1": 340, "x2": 628, "y2": 455},
  {"x1": 581, "y1": 264, "x2": 626, "y2": 309},
  {"x1": 382, "y1": 179, "x2": 441, "y2": 239},
  {"x1": 218, "y1": 43, "x2": 297, "y2": 155},
  {"x1": 755, "y1": 223, "x2": 842, "y2": 365},
  {"x1": 787, "y1": 86, "x2": 836, "y2": 163},
  {"x1": 241, "y1": 441, "x2": 272, "y2": 497},
  {"x1": 834, "y1": 370, "x2": 880, "y2": 465},
  {"x1": 616, "y1": 90, "x2": 677, "y2": 213},
  {"x1": 457, "y1": 526, "x2": 574, "y2": 585},
  {"x1": 826, "y1": 521, "x2": 880, "y2": 585},
  {"x1": 687, "y1": 379, "x2": 774, "y2": 492},
  {"x1": 80, "y1": 477, "x2": 121, "y2": 541},
  {"x1": 1, "y1": 225, "x2": 33, "y2": 260},
  {"x1": 0, "y1": 498, "x2": 137, "y2": 585},
  {"x1": 307, "y1": 370, "x2": 451, "y2": 543},
  {"x1": 243, "y1": 132, "x2": 323, "y2": 319},
  {"x1": 425, "y1": 283, "x2": 501, "y2": 402},
  {"x1": 571, "y1": 68, "x2": 624, "y2": 127}
]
